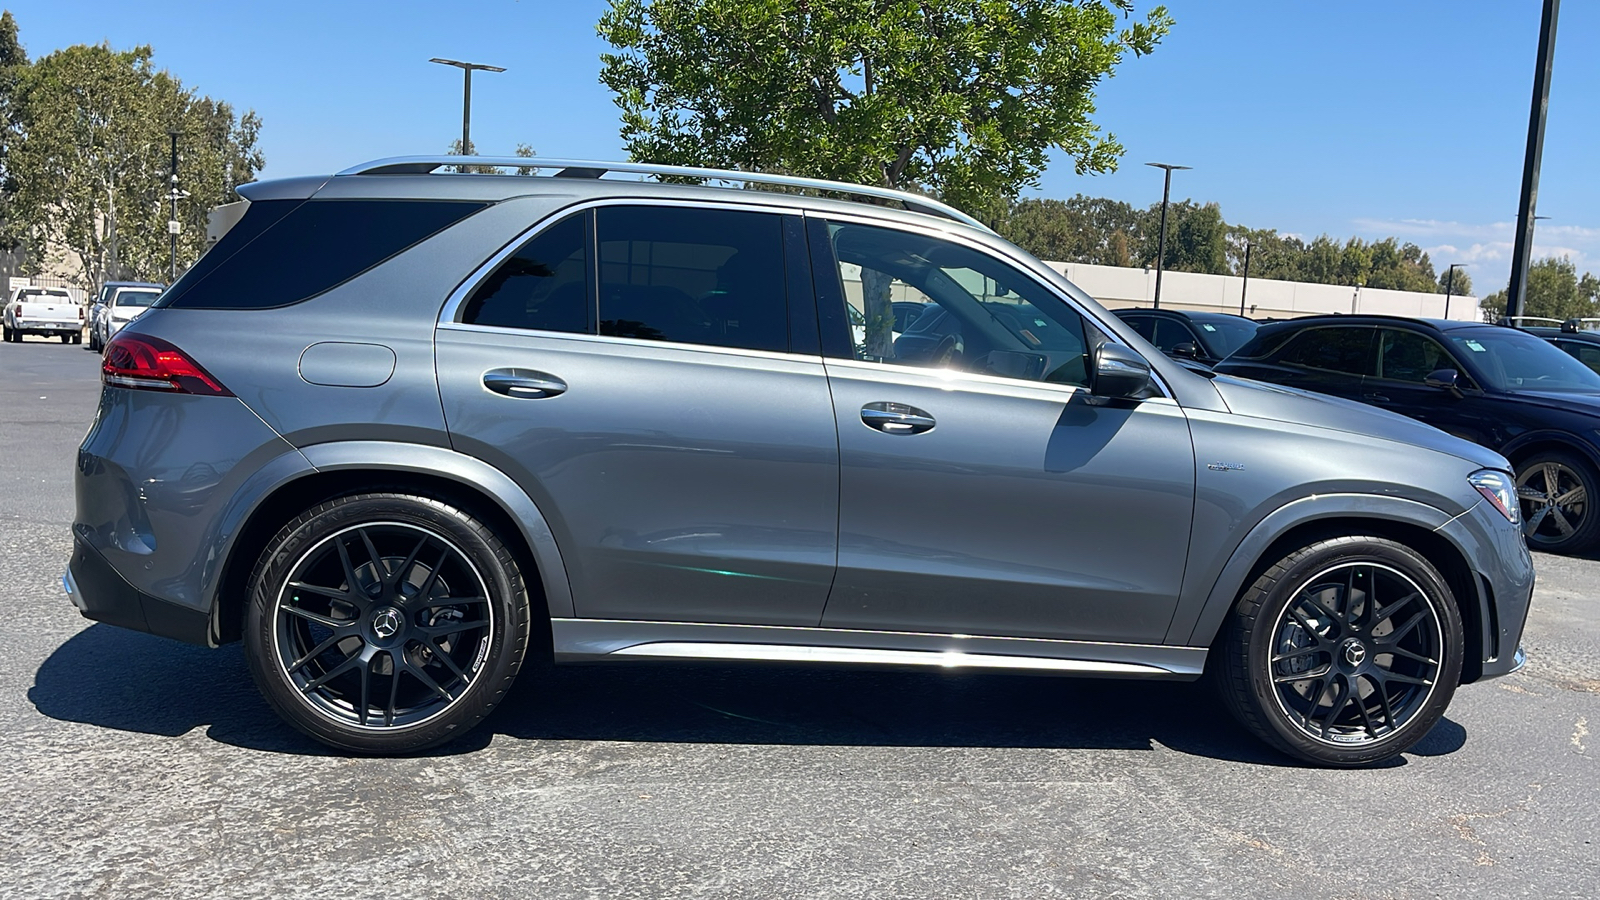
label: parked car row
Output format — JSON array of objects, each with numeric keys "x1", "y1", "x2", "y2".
[
  {"x1": 1112, "y1": 306, "x2": 1600, "y2": 554},
  {"x1": 1, "y1": 281, "x2": 166, "y2": 348}
]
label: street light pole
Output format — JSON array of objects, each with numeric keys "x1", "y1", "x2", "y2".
[
  {"x1": 1507, "y1": 0, "x2": 1560, "y2": 320},
  {"x1": 1442, "y1": 263, "x2": 1466, "y2": 320},
  {"x1": 1239, "y1": 239, "x2": 1253, "y2": 317},
  {"x1": 429, "y1": 58, "x2": 506, "y2": 158},
  {"x1": 1145, "y1": 162, "x2": 1190, "y2": 309},
  {"x1": 167, "y1": 130, "x2": 179, "y2": 282}
]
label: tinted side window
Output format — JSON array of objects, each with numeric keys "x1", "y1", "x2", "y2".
[
  {"x1": 596, "y1": 206, "x2": 788, "y2": 353},
  {"x1": 1375, "y1": 329, "x2": 1455, "y2": 383},
  {"x1": 160, "y1": 199, "x2": 486, "y2": 310},
  {"x1": 1562, "y1": 341, "x2": 1600, "y2": 374},
  {"x1": 1121, "y1": 314, "x2": 1155, "y2": 341},
  {"x1": 820, "y1": 220, "x2": 1092, "y2": 387},
  {"x1": 461, "y1": 212, "x2": 591, "y2": 333},
  {"x1": 1151, "y1": 318, "x2": 1199, "y2": 353},
  {"x1": 1275, "y1": 327, "x2": 1375, "y2": 377}
]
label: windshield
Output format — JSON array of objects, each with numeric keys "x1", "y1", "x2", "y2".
[
  {"x1": 1449, "y1": 328, "x2": 1600, "y2": 393},
  {"x1": 1189, "y1": 315, "x2": 1259, "y2": 358},
  {"x1": 115, "y1": 290, "x2": 161, "y2": 308}
]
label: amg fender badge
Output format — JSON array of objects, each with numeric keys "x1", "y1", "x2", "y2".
[{"x1": 1207, "y1": 462, "x2": 1246, "y2": 471}]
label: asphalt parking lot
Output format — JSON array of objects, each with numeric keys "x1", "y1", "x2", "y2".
[{"x1": 2, "y1": 337, "x2": 1595, "y2": 899}]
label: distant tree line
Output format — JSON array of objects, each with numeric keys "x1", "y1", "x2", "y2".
[
  {"x1": 0, "y1": 11, "x2": 262, "y2": 294},
  {"x1": 988, "y1": 194, "x2": 1468, "y2": 296}
]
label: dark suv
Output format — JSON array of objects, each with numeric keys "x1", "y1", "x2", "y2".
[
  {"x1": 1216, "y1": 315, "x2": 1600, "y2": 553},
  {"x1": 65, "y1": 157, "x2": 1532, "y2": 765},
  {"x1": 1112, "y1": 308, "x2": 1258, "y2": 366},
  {"x1": 1501, "y1": 317, "x2": 1600, "y2": 376}
]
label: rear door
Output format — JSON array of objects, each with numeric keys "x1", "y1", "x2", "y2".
[
  {"x1": 810, "y1": 217, "x2": 1196, "y2": 644},
  {"x1": 436, "y1": 203, "x2": 840, "y2": 627}
]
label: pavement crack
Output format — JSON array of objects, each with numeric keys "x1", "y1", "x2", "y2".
[{"x1": 1442, "y1": 783, "x2": 1544, "y2": 867}]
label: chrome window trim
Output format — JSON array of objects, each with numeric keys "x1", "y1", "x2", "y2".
[
  {"x1": 802, "y1": 208, "x2": 1175, "y2": 400},
  {"x1": 437, "y1": 321, "x2": 827, "y2": 366}
]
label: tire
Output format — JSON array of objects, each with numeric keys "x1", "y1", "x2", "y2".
[
  {"x1": 1515, "y1": 451, "x2": 1599, "y2": 554},
  {"x1": 71, "y1": 331, "x2": 82, "y2": 344},
  {"x1": 244, "y1": 493, "x2": 533, "y2": 754},
  {"x1": 3, "y1": 325, "x2": 12, "y2": 342},
  {"x1": 1216, "y1": 536, "x2": 1463, "y2": 767},
  {"x1": 59, "y1": 333, "x2": 70, "y2": 344}
]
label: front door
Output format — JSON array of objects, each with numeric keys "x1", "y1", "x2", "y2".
[
  {"x1": 437, "y1": 204, "x2": 839, "y2": 627},
  {"x1": 809, "y1": 217, "x2": 1196, "y2": 644}
]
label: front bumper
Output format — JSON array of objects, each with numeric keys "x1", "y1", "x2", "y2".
[
  {"x1": 1444, "y1": 499, "x2": 1536, "y2": 682},
  {"x1": 64, "y1": 534, "x2": 211, "y2": 646}
]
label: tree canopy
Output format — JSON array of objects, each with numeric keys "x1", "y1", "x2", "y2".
[
  {"x1": 1479, "y1": 258, "x2": 1600, "y2": 322},
  {"x1": 598, "y1": 0, "x2": 1172, "y2": 213},
  {"x1": 2, "y1": 18, "x2": 262, "y2": 293}
]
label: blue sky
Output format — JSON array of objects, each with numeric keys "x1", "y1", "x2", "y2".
[{"x1": 10, "y1": 1, "x2": 1599, "y2": 293}]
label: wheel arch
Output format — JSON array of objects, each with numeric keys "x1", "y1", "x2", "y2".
[
  {"x1": 1182, "y1": 496, "x2": 1487, "y2": 684},
  {"x1": 1501, "y1": 431, "x2": 1600, "y2": 471},
  {"x1": 212, "y1": 442, "x2": 573, "y2": 648}
]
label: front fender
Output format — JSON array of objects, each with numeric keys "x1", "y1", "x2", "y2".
[
  {"x1": 296, "y1": 441, "x2": 576, "y2": 619},
  {"x1": 1172, "y1": 493, "x2": 1458, "y2": 648}
]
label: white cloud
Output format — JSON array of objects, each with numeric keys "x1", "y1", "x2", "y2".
[{"x1": 1350, "y1": 217, "x2": 1600, "y2": 293}]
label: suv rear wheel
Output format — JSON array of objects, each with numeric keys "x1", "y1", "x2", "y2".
[
  {"x1": 1216, "y1": 536, "x2": 1463, "y2": 767},
  {"x1": 244, "y1": 493, "x2": 532, "y2": 753}
]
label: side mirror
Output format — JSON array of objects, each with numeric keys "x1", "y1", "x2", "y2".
[
  {"x1": 1424, "y1": 368, "x2": 1463, "y2": 396},
  {"x1": 1092, "y1": 343, "x2": 1155, "y2": 400},
  {"x1": 1170, "y1": 341, "x2": 1200, "y2": 360}
]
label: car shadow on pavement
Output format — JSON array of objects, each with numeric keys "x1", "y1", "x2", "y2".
[{"x1": 31, "y1": 624, "x2": 1468, "y2": 767}]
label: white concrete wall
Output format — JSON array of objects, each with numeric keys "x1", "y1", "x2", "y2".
[{"x1": 1042, "y1": 261, "x2": 1482, "y2": 322}]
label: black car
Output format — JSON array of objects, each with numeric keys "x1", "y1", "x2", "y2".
[
  {"x1": 1503, "y1": 317, "x2": 1600, "y2": 376},
  {"x1": 1216, "y1": 314, "x2": 1600, "y2": 553},
  {"x1": 1113, "y1": 308, "x2": 1259, "y2": 366}
]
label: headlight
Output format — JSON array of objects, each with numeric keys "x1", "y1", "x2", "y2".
[{"x1": 1468, "y1": 469, "x2": 1519, "y2": 524}]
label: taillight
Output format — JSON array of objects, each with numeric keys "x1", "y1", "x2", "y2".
[{"x1": 102, "y1": 332, "x2": 233, "y2": 396}]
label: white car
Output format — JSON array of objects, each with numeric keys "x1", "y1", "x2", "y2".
[
  {"x1": 3, "y1": 287, "x2": 82, "y2": 343},
  {"x1": 88, "y1": 282, "x2": 164, "y2": 351}
]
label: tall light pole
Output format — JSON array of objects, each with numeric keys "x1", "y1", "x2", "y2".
[
  {"x1": 1146, "y1": 162, "x2": 1190, "y2": 308},
  {"x1": 1442, "y1": 263, "x2": 1467, "y2": 320},
  {"x1": 429, "y1": 58, "x2": 506, "y2": 158},
  {"x1": 1239, "y1": 239, "x2": 1253, "y2": 317},
  {"x1": 1507, "y1": 0, "x2": 1560, "y2": 320},
  {"x1": 167, "y1": 130, "x2": 180, "y2": 282}
]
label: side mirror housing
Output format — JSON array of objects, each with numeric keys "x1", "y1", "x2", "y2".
[
  {"x1": 1092, "y1": 343, "x2": 1155, "y2": 400},
  {"x1": 1424, "y1": 368, "x2": 1463, "y2": 396},
  {"x1": 1170, "y1": 341, "x2": 1200, "y2": 360}
]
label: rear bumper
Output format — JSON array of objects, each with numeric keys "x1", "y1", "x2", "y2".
[
  {"x1": 64, "y1": 533, "x2": 211, "y2": 646},
  {"x1": 14, "y1": 320, "x2": 79, "y2": 333}
]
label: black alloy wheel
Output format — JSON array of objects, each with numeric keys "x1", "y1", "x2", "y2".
[
  {"x1": 1516, "y1": 451, "x2": 1599, "y2": 554},
  {"x1": 245, "y1": 493, "x2": 533, "y2": 753},
  {"x1": 1217, "y1": 536, "x2": 1462, "y2": 767}
]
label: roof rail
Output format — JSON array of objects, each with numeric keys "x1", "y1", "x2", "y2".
[{"x1": 335, "y1": 156, "x2": 994, "y2": 234}]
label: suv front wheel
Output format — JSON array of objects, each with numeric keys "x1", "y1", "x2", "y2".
[
  {"x1": 244, "y1": 493, "x2": 532, "y2": 753},
  {"x1": 1216, "y1": 536, "x2": 1463, "y2": 767}
]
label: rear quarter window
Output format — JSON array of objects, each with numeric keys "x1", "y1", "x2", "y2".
[{"x1": 158, "y1": 199, "x2": 487, "y2": 310}]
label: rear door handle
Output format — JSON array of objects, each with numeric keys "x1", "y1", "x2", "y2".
[
  {"x1": 861, "y1": 402, "x2": 936, "y2": 435},
  {"x1": 483, "y1": 368, "x2": 567, "y2": 399}
]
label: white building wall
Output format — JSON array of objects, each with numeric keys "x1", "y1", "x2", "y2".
[{"x1": 1042, "y1": 261, "x2": 1482, "y2": 322}]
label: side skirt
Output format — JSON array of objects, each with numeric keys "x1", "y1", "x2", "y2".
[{"x1": 551, "y1": 619, "x2": 1206, "y2": 680}]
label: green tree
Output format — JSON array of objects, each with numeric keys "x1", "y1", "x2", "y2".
[
  {"x1": 1142, "y1": 199, "x2": 1227, "y2": 275},
  {"x1": 0, "y1": 10, "x2": 27, "y2": 251},
  {"x1": 599, "y1": 0, "x2": 1173, "y2": 211},
  {"x1": 1479, "y1": 257, "x2": 1599, "y2": 322},
  {"x1": 8, "y1": 39, "x2": 262, "y2": 292},
  {"x1": 997, "y1": 194, "x2": 1140, "y2": 266},
  {"x1": 1438, "y1": 266, "x2": 1472, "y2": 297}
]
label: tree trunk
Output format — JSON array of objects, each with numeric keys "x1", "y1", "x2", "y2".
[{"x1": 860, "y1": 267, "x2": 896, "y2": 360}]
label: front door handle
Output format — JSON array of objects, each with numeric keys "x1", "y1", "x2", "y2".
[
  {"x1": 861, "y1": 402, "x2": 936, "y2": 435},
  {"x1": 1362, "y1": 392, "x2": 1390, "y2": 403},
  {"x1": 483, "y1": 368, "x2": 567, "y2": 399}
]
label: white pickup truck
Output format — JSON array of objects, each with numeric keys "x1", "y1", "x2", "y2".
[{"x1": 3, "y1": 287, "x2": 83, "y2": 344}]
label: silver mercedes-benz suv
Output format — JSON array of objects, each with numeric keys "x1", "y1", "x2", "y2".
[{"x1": 66, "y1": 156, "x2": 1533, "y2": 765}]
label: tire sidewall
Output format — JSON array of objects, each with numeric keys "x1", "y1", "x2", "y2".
[
  {"x1": 1243, "y1": 538, "x2": 1464, "y2": 766},
  {"x1": 244, "y1": 494, "x2": 530, "y2": 754}
]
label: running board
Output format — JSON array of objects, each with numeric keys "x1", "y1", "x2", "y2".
[
  {"x1": 609, "y1": 642, "x2": 1170, "y2": 675},
  {"x1": 551, "y1": 619, "x2": 1205, "y2": 678}
]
